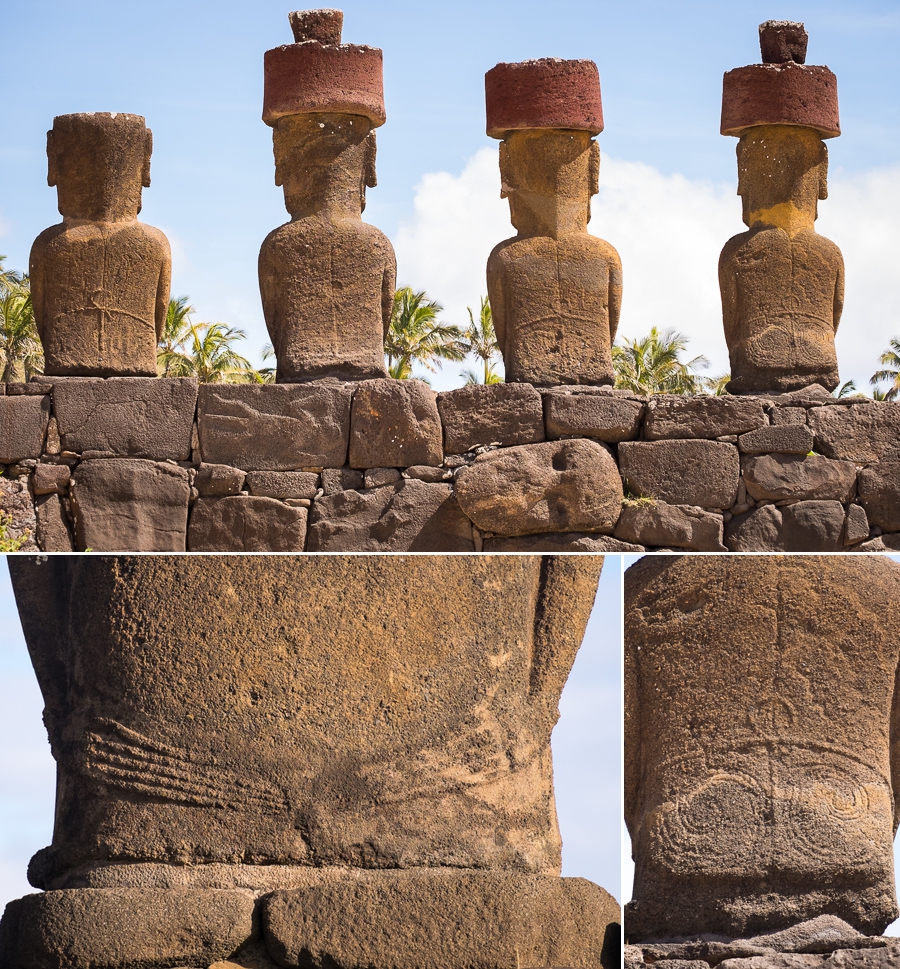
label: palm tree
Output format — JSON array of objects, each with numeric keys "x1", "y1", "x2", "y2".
[
  {"x1": 157, "y1": 295, "x2": 196, "y2": 377},
  {"x1": 702, "y1": 372, "x2": 731, "y2": 396},
  {"x1": 612, "y1": 327, "x2": 709, "y2": 395},
  {"x1": 870, "y1": 339, "x2": 900, "y2": 400},
  {"x1": 0, "y1": 258, "x2": 43, "y2": 385},
  {"x1": 167, "y1": 321, "x2": 257, "y2": 384},
  {"x1": 832, "y1": 379, "x2": 861, "y2": 399},
  {"x1": 460, "y1": 296, "x2": 502, "y2": 385},
  {"x1": 384, "y1": 287, "x2": 466, "y2": 380}
]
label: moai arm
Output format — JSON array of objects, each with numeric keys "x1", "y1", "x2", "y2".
[
  {"x1": 890, "y1": 659, "x2": 900, "y2": 835},
  {"x1": 608, "y1": 248, "x2": 623, "y2": 345},
  {"x1": 718, "y1": 237, "x2": 741, "y2": 350},
  {"x1": 833, "y1": 256, "x2": 845, "y2": 334},
  {"x1": 486, "y1": 250, "x2": 507, "y2": 353},
  {"x1": 624, "y1": 624, "x2": 639, "y2": 840},
  {"x1": 154, "y1": 244, "x2": 172, "y2": 343},
  {"x1": 28, "y1": 247, "x2": 47, "y2": 344},
  {"x1": 382, "y1": 248, "x2": 397, "y2": 341}
]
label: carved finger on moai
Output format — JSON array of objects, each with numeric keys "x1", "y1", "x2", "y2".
[
  {"x1": 259, "y1": 9, "x2": 396, "y2": 383},
  {"x1": 719, "y1": 22, "x2": 844, "y2": 394},
  {"x1": 485, "y1": 58, "x2": 622, "y2": 387},
  {"x1": 625, "y1": 555, "x2": 900, "y2": 943},
  {"x1": 29, "y1": 113, "x2": 171, "y2": 377}
]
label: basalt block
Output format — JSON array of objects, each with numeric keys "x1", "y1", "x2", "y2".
[
  {"x1": 0, "y1": 478, "x2": 38, "y2": 550},
  {"x1": 197, "y1": 383, "x2": 352, "y2": 470},
  {"x1": 618, "y1": 440, "x2": 740, "y2": 509},
  {"x1": 643, "y1": 396, "x2": 767, "y2": 440},
  {"x1": 455, "y1": 439, "x2": 623, "y2": 536},
  {"x1": 245, "y1": 470, "x2": 319, "y2": 500},
  {"x1": 0, "y1": 888, "x2": 256, "y2": 969},
  {"x1": 32, "y1": 463, "x2": 71, "y2": 495},
  {"x1": 738, "y1": 424, "x2": 814, "y2": 454},
  {"x1": 614, "y1": 502, "x2": 726, "y2": 551},
  {"x1": 70, "y1": 458, "x2": 190, "y2": 551},
  {"x1": 808, "y1": 404, "x2": 900, "y2": 464},
  {"x1": 34, "y1": 494, "x2": 74, "y2": 552},
  {"x1": 263, "y1": 870, "x2": 620, "y2": 969},
  {"x1": 485, "y1": 533, "x2": 640, "y2": 552},
  {"x1": 742, "y1": 453, "x2": 857, "y2": 502},
  {"x1": 0, "y1": 395, "x2": 49, "y2": 464},
  {"x1": 437, "y1": 383, "x2": 544, "y2": 452},
  {"x1": 723, "y1": 499, "x2": 846, "y2": 552},
  {"x1": 625, "y1": 556, "x2": 900, "y2": 940},
  {"x1": 188, "y1": 495, "x2": 308, "y2": 552},
  {"x1": 858, "y1": 450, "x2": 900, "y2": 532},
  {"x1": 348, "y1": 379, "x2": 442, "y2": 468},
  {"x1": 52, "y1": 377, "x2": 197, "y2": 460},
  {"x1": 543, "y1": 390, "x2": 644, "y2": 442},
  {"x1": 194, "y1": 463, "x2": 246, "y2": 497},
  {"x1": 307, "y1": 479, "x2": 473, "y2": 551}
]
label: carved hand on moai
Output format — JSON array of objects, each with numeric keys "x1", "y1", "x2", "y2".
[
  {"x1": 625, "y1": 556, "x2": 900, "y2": 942},
  {"x1": 29, "y1": 113, "x2": 171, "y2": 377},
  {"x1": 719, "y1": 22, "x2": 844, "y2": 394},
  {"x1": 485, "y1": 59, "x2": 622, "y2": 386},
  {"x1": 258, "y1": 9, "x2": 396, "y2": 383}
]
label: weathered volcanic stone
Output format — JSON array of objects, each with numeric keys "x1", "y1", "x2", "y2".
[
  {"x1": 724, "y1": 500, "x2": 846, "y2": 551},
  {"x1": 70, "y1": 458, "x2": 190, "y2": 552},
  {"x1": 0, "y1": 395, "x2": 49, "y2": 464},
  {"x1": 34, "y1": 494, "x2": 74, "y2": 552},
  {"x1": 858, "y1": 450, "x2": 900, "y2": 532},
  {"x1": 771, "y1": 406, "x2": 809, "y2": 425},
  {"x1": 438, "y1": 383, "x2": 544, "y2": 452},
  {"x1": 544, "y1": 391, "x2": 644, "y2": 442},
  {"x1": 644, "y1": 397, "x2": 767, "y2": 440},
  {"x1": 308, "y1": 479, "x2": 473, "y2": 551},
  {"x1": 738, "y1": 424, "x2": 814, "y2": 454},
  {"x1": 264, "y1": 870, "x2": 619, "y2": 969},
  {"x1": 614, "y1": 502, "x2": 726, "y2": 551},
  {"x1": 188, "y1": 496, "x2": 308, "y2": 552},
  {"x1": 742, "y1": 453, "x2": 857, "y2": 502},
  {"x1": 844, "y1": 504, "x2": 870, "y2": 546},
  {"x1": 321, "y1": 466, "x2": 364, "y2": 494},
  {"x1": 52, "y1": 377, "x2": 197, "y2": 460},
  {"x1": 0, "y1": 888, "x2": 255, "y2": 969},
  {"x1": 0, "y1": 478, "x2": 38, "y2": 550},
  {"x1": 808, "y1": 404, "x2": 900, "y2": 464},
  {"x1": 198, "y1": 384, "x2": 352, "y2": 470},
  {"x1": 456, "y1": 439, "x2": 623, "y2": 536},
  {"x1": 625, "y1": 556, "x2": 900, "y2": 940},
  {"x1": 349, "y1": 379, "x2": 442, "y2": 468},
  {"x1": 32, "y1": 462, "x2": 71, "y2": 495},
  {"x1": 246, "y1": 470, "x2": 318, "y2": 500},
  {"x1": 485, "y1": 533, "x2": 641, "y2": 552},
  {"x1": 619, "y1": 440, "x2": 740, "y2": 509},
  {"x1": 9, "y1": 556, "x2": 601, "y2": 887},
  {"x1": 194, "y1": 463, "x2": 245, "y2": 497}
]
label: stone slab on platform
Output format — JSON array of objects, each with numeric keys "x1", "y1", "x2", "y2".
[
  {"x1": 455, "y1": 439, "x2": 623, "y2": 536},
  {"x1": 619, "y1": 440, "x2": 740, "y2": 509},
  {"x1": 438, "y1": 383, "x2": 544, "y2": 452},
  {"x1": 724, "y1": 500, "x2": 846, "y2": 552},
  {"x1": 0, "y1": 395, "x2": 49, "y2": 464},
  {"x1": 614, "y1": 501, "x2": 726, "y2": 551},
  {"x1": 32, "y1": 462, "x2": 71, "y2": 495},
  {"x1": 738, "y1": 424, "x2": 814, "y2": 455},
  {"x1": 858, "y1": 450, "x2": 900, "y2": 532},
  {"x1": 484, "y1": 533, "x2": 641, "y2": 552},
  {"x1": 321, "y1": 467, "x2": 365, "y2": 494},
  {"x1": 263, "y1": 870, "x2": 620, "y2": 969},
  {"x1": 195, "y1": 463, "x2": 246, "y2": 497},
  {"x1": 198, "y1": 384, "x2": 352, "y2": 470},
  {"x1": 52, "y1": 377, "x2": 197, "y2": 460},
  {"x1": 70, "y1": 458, "x2": 190, "y2": 551},
  {"x1": 742, "y1": 453, "x2": 857, "y2": 502},
  {"x1": 34, "y1": 494, "x2": 74, "y2": 552},
  {"x1": 188, "y1": 496, "x2": 308, "y2": 552},
  {"x1": 307, "y1": 479, "x2": 474, "y2": 551},
  {"x1": 0, "y1": 888, "x2": 256, "y2": 969},
  {"x1": 349, "y1": 379, "x2": 442, "y2": 468},
  {"x1": 246, "y1": 470, "x2": 319, "y2": 500},
  {"x1": 808, "y1": 403, "x2": 900, "y2": 464},
  {"x1": 543, "y1": 390, "x2": 644, "y2": 442},
  {"x1": 643, "y1": 396, "x2": 767, "y2": 440}
]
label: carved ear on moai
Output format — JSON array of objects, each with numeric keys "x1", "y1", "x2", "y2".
[
  {"x1": 46, "y1": 128, "x2": 58, "y2": 187},
  {"x1": 589, "y1": 140, "x2": 600, "y2": 197},
  {"x1": 364, "y1": 130, "x2": 377, "y2": 188},
  {"x1": 498, "y1": 140, "x2": 511, "y2": 198},
  {"x1": 142, "y1": 128, "x2": 153, "y2": 188},
  {"x1": 818, "y1": 140, "x2": 829, "y2": 200}
]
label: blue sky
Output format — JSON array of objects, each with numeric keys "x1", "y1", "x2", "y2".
[
  {"x1": 3, "y1": 1, "x2": 900, "y2": 388},
  {"x1": 0, "y1": 556, "x2": 622, "y2": 912}
]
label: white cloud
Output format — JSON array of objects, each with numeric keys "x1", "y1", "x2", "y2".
[{"x1": 395, "y1": 148, "x2": 900, "y2": 392}]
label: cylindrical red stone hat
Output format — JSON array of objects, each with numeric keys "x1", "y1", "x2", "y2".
[
  {"x1": 263, "y1": 9, "x2": 385, "y2": 127},
  {"x1": 721, "y1": 21, "x2": 839, "y2": 138},
  {"x1": 485, "y1": 58, "x2": 603, "y2": 139}
]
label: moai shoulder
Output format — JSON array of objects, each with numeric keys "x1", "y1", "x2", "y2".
[
  {"x1": 485, "y1": 59, "x2": 622, "y2": 386},
  {"x1": 29, "y1": 113, "x2": 171, "y2": 377}
]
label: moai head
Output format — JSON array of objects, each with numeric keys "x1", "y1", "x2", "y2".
[
  {"x1": 263, "y1": 9, "x2": 385, "y2": 219},
  {"x1": 486, "y1": 59, "x2": 604, "y2": 239},
  {"x1": 48, "y1": 113, "x2": 153, "y2": 222}
]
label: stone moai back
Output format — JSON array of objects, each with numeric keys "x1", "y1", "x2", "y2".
[
  {"x1": 258, "y1": 9, "x2": 396, "y2": 382},
  {"x1": 2, "y1": 555, "x2": 619, "y2": 968},
  {"x1": 485, "y1": 58, "x2": 622, "y2": 386},
  {"x1": 625, "y1": 555, "x2": 900, "y2": 941},
  {"x1": 29, "y1": 112, "x2": 171, "y2": 376},
  {"x1": 719, "y1": 22, "x2": 844, "y2": 394}
]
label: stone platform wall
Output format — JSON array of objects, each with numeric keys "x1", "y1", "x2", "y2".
[{"x1": 2, "y1": 376, "x2": 898, "y2": 553}]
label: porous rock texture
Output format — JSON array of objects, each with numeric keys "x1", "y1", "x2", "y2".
[
  {"x1": 349, "y1": 378, "x2": 442, "y2": 467},
  {"x1": 625, "y1": 556, "x2": 900, "y2": 942},
  {"x1": 29, "y1": 113, "x2": 171, "y2": 377},
  {"x1": 0, "y1": 395, "x2": 49, "y2": 464}
]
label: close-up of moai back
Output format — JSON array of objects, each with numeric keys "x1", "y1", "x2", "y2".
[
  {"x1": 625, "y1": 555, "x2": 900, "y2": 944},
  {"x1": 0, "y1": 555, "x2": 619, "y2": 969},
  {"x1": 29, "y1": 112, "x2": 171, "y2": 377},
  {"x1": 259, "y1": 9, "x2": 396, "y2": 383},
  {"x1": 719, "y1": 22, "x2": 844, "y2": 394},
  {"x1": 485, "y1": 58, "x2": 622, "y2": 386}
]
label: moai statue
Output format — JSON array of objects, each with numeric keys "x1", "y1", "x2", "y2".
[
  {"x1": 625, "y1": 556, "x2": 900, "y2": 942},
  {"x1": 1, "y1": 556, "x2": 619, "y2": 969},
  {"x1": 29, "y1": 113, "x2": 171, "y2": 376},
  {"x1": 259, "y1": 9, "x2": 396, "y2": 382},
  {"x1": 485, "y1": 59, "x2": 622, "y2": 386},
  {"x1": 720, "y1": 22, "x2": 844, "y2": 394}
]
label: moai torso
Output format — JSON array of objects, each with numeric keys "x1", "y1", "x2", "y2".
[
  {"x1": 10, "y1": 555, "x2": 602, "y2": 890},
  {"x1": 29, "y1": 113, "x2": 170, "y2": 377},
  {"x1": 625, "y1": 556, "x2": 900, "y2": 941}
]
